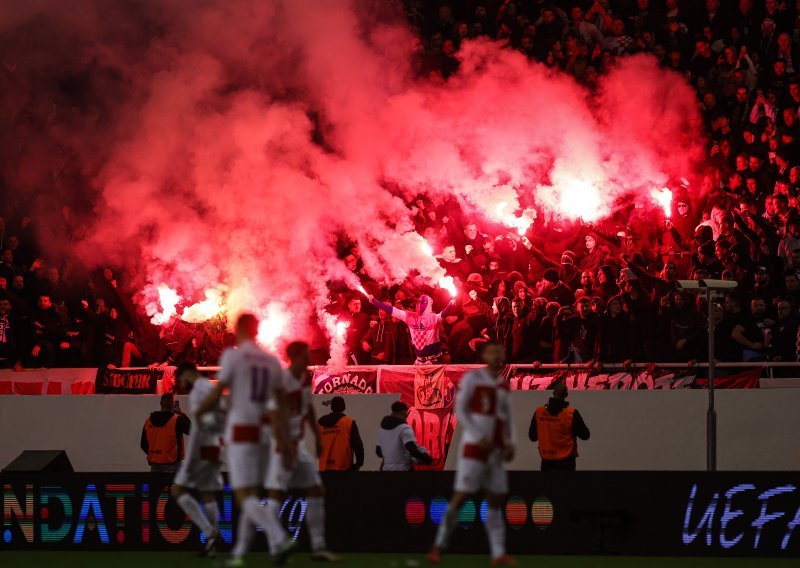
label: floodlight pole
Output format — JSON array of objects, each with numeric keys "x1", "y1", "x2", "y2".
[
  {"x1": 706, "y1": 288, "x2": 716, "y2": 472},
  {"x1": 678, "y1": 280, "x2": 735, "y2": 472}
]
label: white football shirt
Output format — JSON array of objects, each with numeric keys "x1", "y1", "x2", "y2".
[
  {"x1": 217, "y1": 340, "x2": 283, "y2": 427},
  {"x1": 280, "y1": 369, "x2": 311, "y2": 442}
]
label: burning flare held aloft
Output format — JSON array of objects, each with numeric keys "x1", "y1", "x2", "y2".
[
  {"x1": 181, "y1": 287, "x2": 226, "y2": 323},
  {"x1": 650, "y1": 187, "x2": 673, "y2": 218},
  {"x1": 257, "y1": 303, "x2": 288, "y2": 352},
  {"x1": 438, "y1": 276, "x2": 457, "y2": 298},
  {"x1": 493, "y1": 201, "x2": 537, "y2": 236},
  {"x1": 146, "y1": 284, "x2": 181, "y2": 326},
  {"x1": 147, "y1": 285, "x2": 227, "y2": 325}
]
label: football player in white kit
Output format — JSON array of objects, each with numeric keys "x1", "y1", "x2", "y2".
[
  {"x1": 264, "y1": 341, "x2": 339, "y2": 562},
  {"x1": 171, "y1": 362, "x2": 224, "y2": 557},
  {"x1": 428, "y1": 342, "x2": 516, "y2": 566},
  {"x1": 197, "y1": 313, "x2": 295, "y2": 566}
]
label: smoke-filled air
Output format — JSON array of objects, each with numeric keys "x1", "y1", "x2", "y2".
[{"x1": 0, "y1": 0, "x2": 705, "y2": 361}]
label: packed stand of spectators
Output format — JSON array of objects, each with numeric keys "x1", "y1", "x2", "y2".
[
  {"x1": 331, "y1": 0, "x2": 800, "y2": 370},
  {"x1": 6, "y1": 0, "x2": 800, "y2": 371},
  {"x1": 0, "y1": 212, "x2": 232, "y2": 370}
]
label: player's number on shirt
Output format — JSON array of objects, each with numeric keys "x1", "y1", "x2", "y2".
[
  {"x1": 250, "y1": 366, "x2": 270, "y2": 403},
  {"x1": 480, "y1": 391, "x2": 492, "y2": 414}
]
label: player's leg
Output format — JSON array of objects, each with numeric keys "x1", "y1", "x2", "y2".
[
  {"x1": 290, "y1": 446, "x2": 337, "y2": 561},
  {"x1": 265, "y1": 489, "x2": 287, "y2": 547},
  {"x1": 485, "y1": 492, "x2": 514, "y2": 565},
  {"x1": 173, "y1": 481, "x2": 220, "y2": 557},
  {"x1": 233, "y1": 488, "x2": 265, "y2": 565},
  {"x1": 306, "y1": 485, "x2": 339, "y2": 562},
  {"x1": 435, "y1": 492, "x2": 469, "y2": 548},
  {"x1": 171, "y1": 483, "x2": 216, "y2": 537},
  {"x1": 430, "y1": 456, "x2": 485, "y2": 563},
  {"x1": 485, "y1": 455, "x2": 514, "y2": 565},
  {"x1": 237, "y1": 487, "x2": 275, "y2": 540},
  {"x1": 430, "y1": 491, "x2": 468, "y2": 562},
  {"x1": 228, "y1": 509, "x2": 255, "y2": 566},
  {"x1": 200, "y1": 491, "x2": 220, "y2": 532},
  {"x1": 229, "y1": 442, "x2": 286, "y2": 561},
  {"x1": 305, "y1": 485, "x2": 328, "y2": 555},
  {"x1": 197, "y1": 458, "x2": 224, "y2": 537},
  {"x1": 196, "y1": 488, "x2": 221, "y2": 557},
  {"x1": 261, "y1": 443, "x2": 294, "y2": 563},
  {"x1": 235, "y1": 485, "x2": 292, "y2": 562}
]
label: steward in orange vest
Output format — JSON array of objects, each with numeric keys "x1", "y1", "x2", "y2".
[
  {"x1": 141, "y1": 393, "x2": 191, "y2": 473},
  {"x1": 316, "y1": 396, "x2": 364, "y2": 471},
  {"x1": 528, "y1": 383, "x2": 590, "y2": 471}
]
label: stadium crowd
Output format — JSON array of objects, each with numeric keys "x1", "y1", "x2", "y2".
[{"x1": 4, "y1": 0, "x2": 800, "y2": 370}]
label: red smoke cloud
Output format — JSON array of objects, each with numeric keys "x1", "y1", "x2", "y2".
[{"x1": 0, "y1": 1, "x2": 704, "y2": 360}]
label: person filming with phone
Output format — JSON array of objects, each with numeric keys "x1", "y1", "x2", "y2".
[{"x1": 141, "y1": 392, "x2": 191, "y2": 473}]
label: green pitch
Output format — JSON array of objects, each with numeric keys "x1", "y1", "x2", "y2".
[{"x1": 0, "y1": 553, "x2": 797, "y2": 568}]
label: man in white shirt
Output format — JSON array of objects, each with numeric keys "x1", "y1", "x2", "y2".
[
  {"x1": 198, "y1": 313, "x2": 294, "y2": 566},
  {"x1": 171, "y1": 362, "x2": 223, "y2": 557},
  {"x1": 429, "y1": 342, "x2": 516, "y2": 566},
  {"x1": 376, "y1": 401, "x2": 432, "y2": 471}
]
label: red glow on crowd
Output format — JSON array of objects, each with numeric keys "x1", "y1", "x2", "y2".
[{"x1": 0, "y1": 0, "x2": 728, "y2": 370}]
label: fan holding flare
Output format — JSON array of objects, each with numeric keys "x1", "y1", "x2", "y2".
[{"x1": 367, "y1": 292, "x2": 455, "y2": 365}]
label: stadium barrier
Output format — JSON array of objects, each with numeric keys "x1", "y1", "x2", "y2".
[
  {"x1": 1, "y1": 471, "x2": 798, "y2": 557},
  {"x1": 1, "y1": 389, "x2": 799, "y2": 472}
]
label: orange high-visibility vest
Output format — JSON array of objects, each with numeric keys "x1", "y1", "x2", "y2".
[
  {"x1": 317, "y1": 415, "x2": 353, "y2": 471},
  {"x1": 144, "y1": 414, "x2": 183, "y2": 464},
  {"x1": 534, "y1": 406, "x2": 577, "y2": 461}
]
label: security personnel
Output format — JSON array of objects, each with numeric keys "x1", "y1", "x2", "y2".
[
  {"x1": 316, "y1": 396, "x2": 364, "y2": 471},
  {"x1": 141, "y1": 392, "x2": 191, "y2": 473},
  {"x1": 528, "y1": 383, "x2": 590, "y2": 471}
]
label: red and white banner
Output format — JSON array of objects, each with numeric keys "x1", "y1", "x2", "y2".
[
  {"x1": 506, "y1": 366, "x2": 762, "y2": 390},
  {"x1": 506, "y1": 367, "x2": 696, "y2": 390},
  {"x1": 0, "y1": 368, "x2": 97, "y2": 395},
  {"x1": 0, "y1": 364, "x2": 765, "y2": 397},
  {"x1": 377, "y1": 366, "x2": 470, "y2": 470},
  {"x1": 311, "y1": 368, "x2": 378, "y2": 395}
]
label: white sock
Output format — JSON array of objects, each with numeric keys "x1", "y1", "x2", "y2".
[
  {"x1": 265, "y1": 498, "x2": 289, "y2": 553},
  {"x1": 242, "y1": 497, "x2": 287, "y2": 555},
  {"x1": 231, "y1": 513, "x2": 255, "y2": 558},
  {"x1": 434, "y1": 502, "x2": 460, "y2": 549},
  {"x1": 485, "y1": 507, "x2": 506, "y2": 559},
  {"x1": 306, "y1": 496, "x2": 327, "y2": 552},
  {"x1": 204, "y1": 500, "x2": 219, "y2": 531},
  {"x1": 176, "y1": 493, "x2": 214, "y2": 536}
]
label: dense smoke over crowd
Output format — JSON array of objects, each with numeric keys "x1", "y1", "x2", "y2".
[{"x1": 0, "y1": 0, "x2": 703, "y2": 357}]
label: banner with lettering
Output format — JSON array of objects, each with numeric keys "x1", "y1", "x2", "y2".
[
  {"x1": 311, "y1": 369, "x2": 377, "y2": 395},
  {"x1": 377, "y1": 366, "x2": 472, "y2": 470},
  {"x1": 506, "y1": 367, "x2": 695, "y2": 390},
  {"x1": 506, "y1": 366, "x2": 761, "y2": 390},
  {"x1": 95, "y1": 368, "x2": 160, "y2": 394}
]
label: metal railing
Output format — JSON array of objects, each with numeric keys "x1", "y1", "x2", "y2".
[{"x1": 136, "y1": 361, "x2": 800, "y2": 379}]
